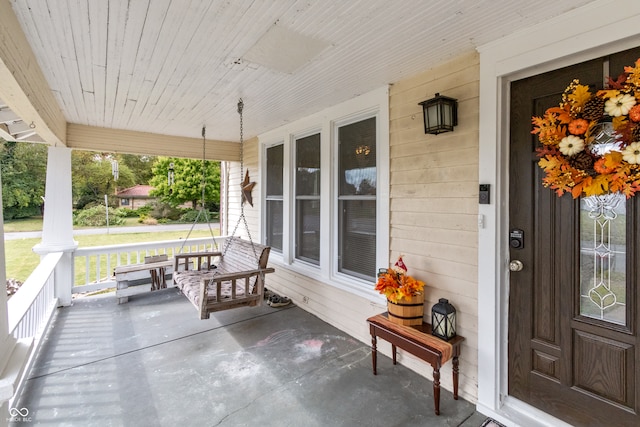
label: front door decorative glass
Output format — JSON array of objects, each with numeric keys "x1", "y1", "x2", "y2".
[{"x1": 580, "y1": 193, "x2": 626, "y2": 324}]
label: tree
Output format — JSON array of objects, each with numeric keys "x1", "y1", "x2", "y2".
[
  {"x1": 72, "y1": 152, "x2": 135, "y2": 209},
  {"x1": 149, "y1": 157, "x2": 220, "y2": 209},
  {"x1": 120, "y1": 153, "x2": 156, "y2": 184},
  {"x1": 0, "y1": 140, "x2": 48, "y2": 219}
]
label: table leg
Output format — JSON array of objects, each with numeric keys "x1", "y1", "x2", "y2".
[
  {"x1": 159, "y1": 267, "x2": 167, "y2": 288},
  {"x1": 150, "y1": 269, "x2": 158, "y2": 291},
  {"x1": 117, "y1": 280, "x2": 129, "y2": 304},
  {"x1": 433, "y1": 365, "x2": 441, "y2": 415},
  {"x1": 453, "y1": 355, "x2": 459, "y2": 400},
  {"x1": 371, "y1": 334, "x2": 378, "y2": 375},
  {"x1": 392, "y1": 344, "x2": 397, "y2": 365}
]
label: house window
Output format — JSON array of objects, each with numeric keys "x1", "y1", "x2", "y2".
[
  {"x1": 295, "y1": 133, "x2": 321, "y2": 264},
  {"x1": 121, "y1": 199, "x2": 130, "y2": 206},
  {"x1": 265, "y1": 144, "x2": 284, "y2": 251},
  {"x1": 337, "y1": 117, "x2": 376, "y2": 281},
  {"x1": 259, "y1": 87, "x2": 388, "y2": 294}
]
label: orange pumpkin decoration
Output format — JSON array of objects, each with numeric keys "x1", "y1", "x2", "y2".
[
  {"x1": 594, "y1": 158, "x2": 616, "y2": 174},
  {"x1": 629, "y1": 104, "x2": 640, "y2": 122},
  {"x1": 568, "y1": 118, "x2": 589, "y2": 135}
]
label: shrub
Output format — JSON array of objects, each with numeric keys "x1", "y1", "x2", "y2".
[
  {"x1": 115, "y1": 207, "x2": 139, "y2": 218},
  {"x1": 3, "y1": 205, "x2": 42, "y2": 220},
  {"x1": 135, "y1": 204, "x2": 153, "y2": 216},
  {"x1": 149, "y1": 201, "x2": 182, "y2": 220},
  {"x1": 141, "y1": 216, "x2": 158, "y2": 225},
  {"x1": 178, "y1": 209, "x2": 219, "y2": 223},
  {"x1": 73, "y1": 205, "x2": 126, "y2": 227}
]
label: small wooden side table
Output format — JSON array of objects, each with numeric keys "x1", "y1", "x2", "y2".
[{"x1": 367, "y1": 313, "x2": 465, "y2": 415}]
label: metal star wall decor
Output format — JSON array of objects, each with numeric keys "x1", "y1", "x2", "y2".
[{"x1": 241, "y1": 170, "x2": 256, "y2": 207}]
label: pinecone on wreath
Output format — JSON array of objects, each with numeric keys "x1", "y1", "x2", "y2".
[
  {"x1": 632, "y1": 124, "x2": 640, "y2": 142},
  {"x1": 582, "y1": 96, "x2": 605, "y2": 121},
  {"x1": 569, "y1": 151, "x2": 596, "y2": 176}
]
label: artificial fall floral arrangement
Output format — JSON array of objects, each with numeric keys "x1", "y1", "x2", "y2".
[
  {"x1": 532, "y1": 58, "x2": 640, "y2": 199},
  {"x1": 374, "y1": 255, "x2": 425, "y2": 303}
]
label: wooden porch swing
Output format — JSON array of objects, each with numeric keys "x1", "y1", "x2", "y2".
[{"x1": 172, "y1": 99, "x2": 275, "y2": 319}]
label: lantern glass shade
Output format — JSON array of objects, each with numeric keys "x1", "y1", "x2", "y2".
[
  {"x1": 418, "y1": 93, "x2": 458, "y2": 135},
  {"x1": 431, "y1": 298, "x2": 456, "y2": 341}
]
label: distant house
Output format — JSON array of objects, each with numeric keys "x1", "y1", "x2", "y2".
[{"x1": 115, "y1": 185, "x2": 155, "y2": 209}]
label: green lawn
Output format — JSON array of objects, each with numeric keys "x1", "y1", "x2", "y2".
[
  {"x1": 3, "y1": 216, "x2": 44, "y2": 232},
  {"x1": 5, "y1": 229, "x2": 216, "y2": 283}
]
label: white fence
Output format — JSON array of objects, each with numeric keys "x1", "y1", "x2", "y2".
[{"x1": 72, "y1": 237, "x2": 224, "y2": 293}]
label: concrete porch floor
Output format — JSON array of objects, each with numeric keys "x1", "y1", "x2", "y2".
[{"x1": 13, "y1": 289, "x2": 488, "y2": 426}]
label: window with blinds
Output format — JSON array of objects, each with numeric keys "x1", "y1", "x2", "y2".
[
  {"x1": 265, "y1": 144, "x2": 283, "y2": 251},
  {"x1": 337, "y1": 117, "x2": 376, "y2": 280},
  {"x1": 295, "y1": 133, "x2": 321, "y2": 264}
]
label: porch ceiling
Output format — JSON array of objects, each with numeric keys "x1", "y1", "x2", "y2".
[{"x1": 1, "y1": 0, "x2": 597, "y2": 158}]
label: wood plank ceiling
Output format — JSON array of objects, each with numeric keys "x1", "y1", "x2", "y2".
[{"x1": 2, "y1": 0, "x2": 597, "y2": 152}]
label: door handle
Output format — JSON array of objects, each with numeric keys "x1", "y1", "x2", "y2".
[{"x1": 509, "y1": 260, "x2": 524, "y2": 272}]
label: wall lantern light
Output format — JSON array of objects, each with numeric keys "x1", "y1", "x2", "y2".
[
  {"x1": 431, "y1": 298, "x2": 456, "y2": 341},
  {"x1": 418, "y1": 93, "x2": 458, "y2": 135}
]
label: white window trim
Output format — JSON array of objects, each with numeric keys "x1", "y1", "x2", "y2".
[
  {"x1": 330, "y1": 110, "x2": 387, "y2": 290},
  {"x1": 477, "y1": 2, "x2": 640, "y2": 426},
  {"x1": 259, "y1": 86, "x2": 389, "y2": 301}
]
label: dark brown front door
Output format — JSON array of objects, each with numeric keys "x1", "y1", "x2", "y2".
[{"x1": 509, "y1": 48, "x2": 640, "y2": 427}]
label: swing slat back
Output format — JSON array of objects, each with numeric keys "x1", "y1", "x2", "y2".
[{"x1": 172, "y1": 237, "x2": 274, "y2": 319}]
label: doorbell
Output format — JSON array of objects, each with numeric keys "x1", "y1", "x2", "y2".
[{"x1": 479, "y1": 184, "x2": 490, "y2": 204}]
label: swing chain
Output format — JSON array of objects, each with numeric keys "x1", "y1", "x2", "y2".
[
  {"x1": 222, "y1": 98, "x2": 259, "y2": 263},
  {"x1": 238, "y1": 98, "x2": 244, "y2": 183},
  {"x1": 177, "y1": 124, "x2": 219, "y2": 254}
]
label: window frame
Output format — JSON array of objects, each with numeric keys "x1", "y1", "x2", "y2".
[
  {"x1": 293, "y1": 130, "x2": 322, "y2": 266},
  {"x1": 263, "y1": 142, "x2": 285, "y2": 253},
  {"x1": 333, "y1": 115, "x2": 378, "y2": 282},
  {"x1": 259, "y1": 86, "x2": 389, "y2": 300}
]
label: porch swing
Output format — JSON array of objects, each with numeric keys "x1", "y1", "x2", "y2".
[{"x1": 172, "y1": 99, "x2": 275, "y2": 319}]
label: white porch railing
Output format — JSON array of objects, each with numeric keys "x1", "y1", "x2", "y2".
[
  {"x1": 5, "y1": 251, "x2": 63, "y2": 408},
  {"x1": 8, "y1": 251, "x2": 61, "y2": 340},
  {"x1": 72, "y1": 236, "x2": 224, "y2": 293}
]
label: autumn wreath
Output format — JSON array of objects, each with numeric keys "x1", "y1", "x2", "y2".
[
  {"x1": 374, "y1": 256, "x2": 425, "y2": 303},
  {"x1": 532, "y1": 58, "x2": 640, "y2": 199}
]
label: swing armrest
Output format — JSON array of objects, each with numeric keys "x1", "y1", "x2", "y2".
[{"x1": 174, "y1": 252, "x2": 223, "y2": 271}]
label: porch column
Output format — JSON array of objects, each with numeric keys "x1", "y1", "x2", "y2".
[{"x1": 33, "y1": 146, "x2": 78, "y2": 307}]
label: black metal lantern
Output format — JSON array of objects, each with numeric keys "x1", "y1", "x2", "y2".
[
  {"x1": 431, "y1": 298, "x2": 456, "y2": 341},
  {"x1": 418, "y1": 93, "x2": 458, "y2": 135}
]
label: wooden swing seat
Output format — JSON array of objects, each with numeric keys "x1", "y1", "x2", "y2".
[{"x1": 172, "y1": 237, "x2": 275, "y2": 319}]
